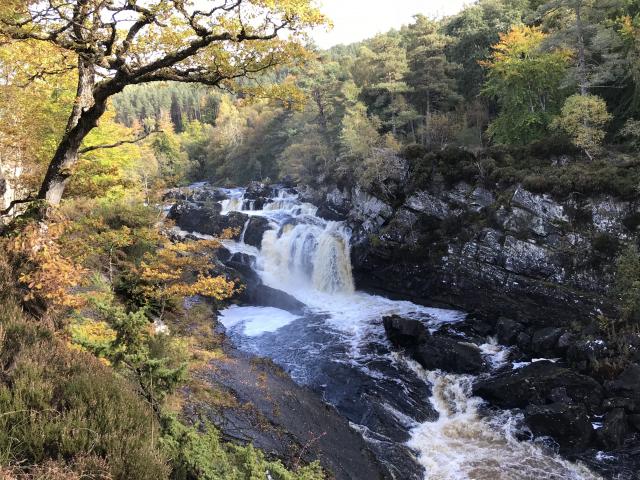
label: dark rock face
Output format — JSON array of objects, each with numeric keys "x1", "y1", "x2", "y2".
[
  {"x1": 473, "y1": 361, "x2": 603, "y2": 411},
  {"x1": 605, "y1": 364, "x2": 640, "y2": 402},
  {"x1": 531, "y1": 327, "x2": 564, "y2": 357},
  {"x1": 316, "y1": 204, "x2": 348, "y2": 221},
  {"x1": 242, "y1": 216, "x2": 271, "y2": 249},
  {"x1": 302, "y1": 179, "x2": 628, "y2": 327},
  {"x1": 383, "y1": 315, "x2": 485, "y2": 374},
  {"x1": 383, "y1": 315, "x2": 429, "y2": 345},
  {"x1": 168, "y1": 201, "x2": 247, "y2": 237},
  {"x1": 239, "y1": 284, "x2": 306, "y2": 315},
  {"x1": 524, "y1": 403, "x2": 593, "y2": 453},
  {"x1": 598, "y1": 408, "x2": 628, "y2": 449},
  {"x1": 223, "y1": 253, "x2": 305, "y2": 315},
  {"x1": 496, "y1": 318, "x2": 523, "y2": 345}
]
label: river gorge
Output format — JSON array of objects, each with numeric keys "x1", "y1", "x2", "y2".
[{"x1": 166, "y1": 182, "x2": 640, "y2": 480}]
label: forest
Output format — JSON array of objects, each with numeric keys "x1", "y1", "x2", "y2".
[
  {"x1": 0, "y1": 0, "x2": 639, "y2": 479},
  {"x1": 111, "y1": 0, "x2": 640, "y2": 187}
]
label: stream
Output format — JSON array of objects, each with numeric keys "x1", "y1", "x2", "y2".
[{"x1": 185, "y1": 186, "x2": 602, "y2": 479}]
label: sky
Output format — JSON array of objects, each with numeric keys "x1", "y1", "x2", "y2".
[{"x1": 312, "y1": 0, "x2": 471, "y2": 48}]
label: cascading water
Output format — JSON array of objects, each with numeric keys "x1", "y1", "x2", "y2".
[{"x1": 192, "y1": 185, "x2": 601, "y2": 480}]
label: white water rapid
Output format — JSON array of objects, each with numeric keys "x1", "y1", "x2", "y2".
[{"x1": 188, "y1": 186, "x2": 601, "y2": 480}]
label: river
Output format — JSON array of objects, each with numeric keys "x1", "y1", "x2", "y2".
[{"x1": 190, "y1": 186, "x2": 602, "y2": 479}]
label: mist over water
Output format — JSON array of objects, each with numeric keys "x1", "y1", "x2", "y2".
[{"x1": 212, "y1": 187, "x2": 600, "y2": 480}]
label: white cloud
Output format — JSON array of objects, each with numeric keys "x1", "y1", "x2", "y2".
[{"x1": 312, "y1": 0, "x2": 471, "y2": 48}]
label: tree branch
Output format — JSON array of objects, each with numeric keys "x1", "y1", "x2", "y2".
[
  {"x1": 78, "y1": 129, "x2": 161, "y2": 154},
  {"x1": 1, "y1": 194, "x2": 37, "y2": 216}
]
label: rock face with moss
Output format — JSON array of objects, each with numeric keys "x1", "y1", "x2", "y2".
[{"x1": 305, "y1": 148, "x2": 640, "y2": 329}]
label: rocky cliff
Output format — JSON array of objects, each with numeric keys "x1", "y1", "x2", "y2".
[{"x1": 305, "y1": 176, "x2": 636, "y2": 328}]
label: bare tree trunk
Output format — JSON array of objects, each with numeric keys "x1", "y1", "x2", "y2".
[{"x1": 37, "y1": 58, "x2": 103, "y2": 205}]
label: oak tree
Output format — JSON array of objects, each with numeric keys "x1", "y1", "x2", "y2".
[{"x1": 0, "y1": 1, "x2": 325, "y2": 207}]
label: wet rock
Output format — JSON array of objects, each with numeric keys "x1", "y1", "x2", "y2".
[
  {"x1": 216, "y1": 246, "x2": 232, "y2": 263},
  {"x1": 531, "y1": 327, "x2": 564, "y2": 357},
  {"x1": 473, "y1": 361, "x2": 603, "y2": 411},
  {"x1": 602, "y1": 397, "x2": 639, "y2": 413},
  {"x1": 244, "y1": 181, "x2": 272, "y2": 200},
  {"x1": 239, "y1": 284, "x2": 306, "y2": 315},
  {"x1": 516, "y1": 332, "x2": 532, "y2": 351},
  {"x1": 243, "y1": 216, "x2": 271, "y2": 249},
  {"x1": 597, "y1": 408, "x2": 628, "y2": 449},
  {"x1": 224, "y1": 253, "x2": 305, "y2": 315},
  {"x1": 496, "y1": 318, "x2": 524, "y2": 345},
  {"x1": 383, "y1": 316, "x2": 485, "y2": 374},
  {"x1": 417, "y1": 336, "x2": 485, "y2": 374},
  {"x1": 316, "y1": 204, "x2": 348, "y2": 222},
  {"x1": 280, "y1": 175, "x2": 296, "y2": 188},
  {"x1": 197, "y1": 348, "x2": 387, "y2": 480},
  {"x1": 629, "y1": 414, "x2": 640, "y2": 432},
  {"x1": 383, "y1": 315, "x2": 429, "y2": 346},
  {"x1": 169, "y1": 201, "x2": 248, "y2": 237},
  {"x1": 524, "y1": 403, "x2": 593, "y2": 453},
  {"x1": 605, "y1": 364, "x2": 640, "y2": 402}
]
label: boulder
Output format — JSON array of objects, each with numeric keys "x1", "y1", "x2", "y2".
[
  {"x1": 216, "y1": 246, "x2": 232, "y2": 263},
  {"x1": 524, "y1": 403, "x2": 593, "y2": 453},
  {"x1": 383, "y1": 316, "x2": 485, "y2": 374},
  {"x1": 531, "y1": 327, "x2": 564, "y2": 357},
  {"x1": 567, "y1": 338, "x2": 610, "y2": 373},
  {"x1": 605, "y1": 364, "x2": 640, "y2": 402},
  {"x1": 557, "y1": 332, "x2": 576, "y2": 352},
  {"x1": 226, "y1": 252, "x2": 257, "y2": 280},
  {"x1": 416, "y1": 336, "x2": 485, "y2": 374},
  {"x1": 242, "y1": 216, "x2": 271, "y2": 249},
  {"x1": 383, "y1": 315, "x2": 429, "y2": 347},
  {"x1": 169, "y1": 201, "x2": 247, "y2": 237},
  {"x1": 239, "y1": 283, "x2": 306, "y2": 315},
  {"x1": 473, "y1": 361, "x2": 603, "y2": 411},
  {"x1": 516, "y1": 332, "x2": 532, "y2": 351},
  {"x1": 244, "y1": 181, "x2": 272, "y2": 199},
  {"x1": 496, "y1": 318, "x2": 524, "y2": 345},
  {"x1": 316, "y1": 204, "x2": 348, "y2": 222},
  {"x1": 597, "y1": 408, "x2": 628, "y2": 450}
]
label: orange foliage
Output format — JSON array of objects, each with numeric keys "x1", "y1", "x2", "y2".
[{"x1": 5, "y1": 219, "x2": 86, "y2": 311}]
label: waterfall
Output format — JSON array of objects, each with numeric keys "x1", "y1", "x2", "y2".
[
  {"x1": 213, "y1": 184, "x2": 600, "y2": 480},
  {"x1": 221, "y1": 196, "x2": 243, "y2": 214},
  {"x1": 218, "y1": 187, "x2": 354, "y2": 295},
  {"x1": 259, "y1": 220, "x2": 354, "y2": 294},
  {"x1": 312, "y1": 224, "x2": 355, "y2": 294}
]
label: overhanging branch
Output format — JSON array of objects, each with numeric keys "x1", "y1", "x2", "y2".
[
  {"x1": 79, "y1": 130, "x2": 161, "y2": 154},
  {"x1": 0, "y1": 194, "x2": 37, "y2": 216}
]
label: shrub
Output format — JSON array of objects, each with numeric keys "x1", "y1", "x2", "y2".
[
  {"x1": 0, "y1": 310, "x2": 169, "y2": 479},
  {"x1": 161, "y1": 416, "x2": 324, "y2": 480}
]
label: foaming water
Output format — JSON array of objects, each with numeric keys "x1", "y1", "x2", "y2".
[
  {"x1": 219, "y1": 305, "x2": 300, "y2": 337},
  {"x1": 209, "y1": 185, "x2": 600, "y2": 480},
  {"x1": 406, "y1": 361, "x2": 601, "y2": 480}
]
